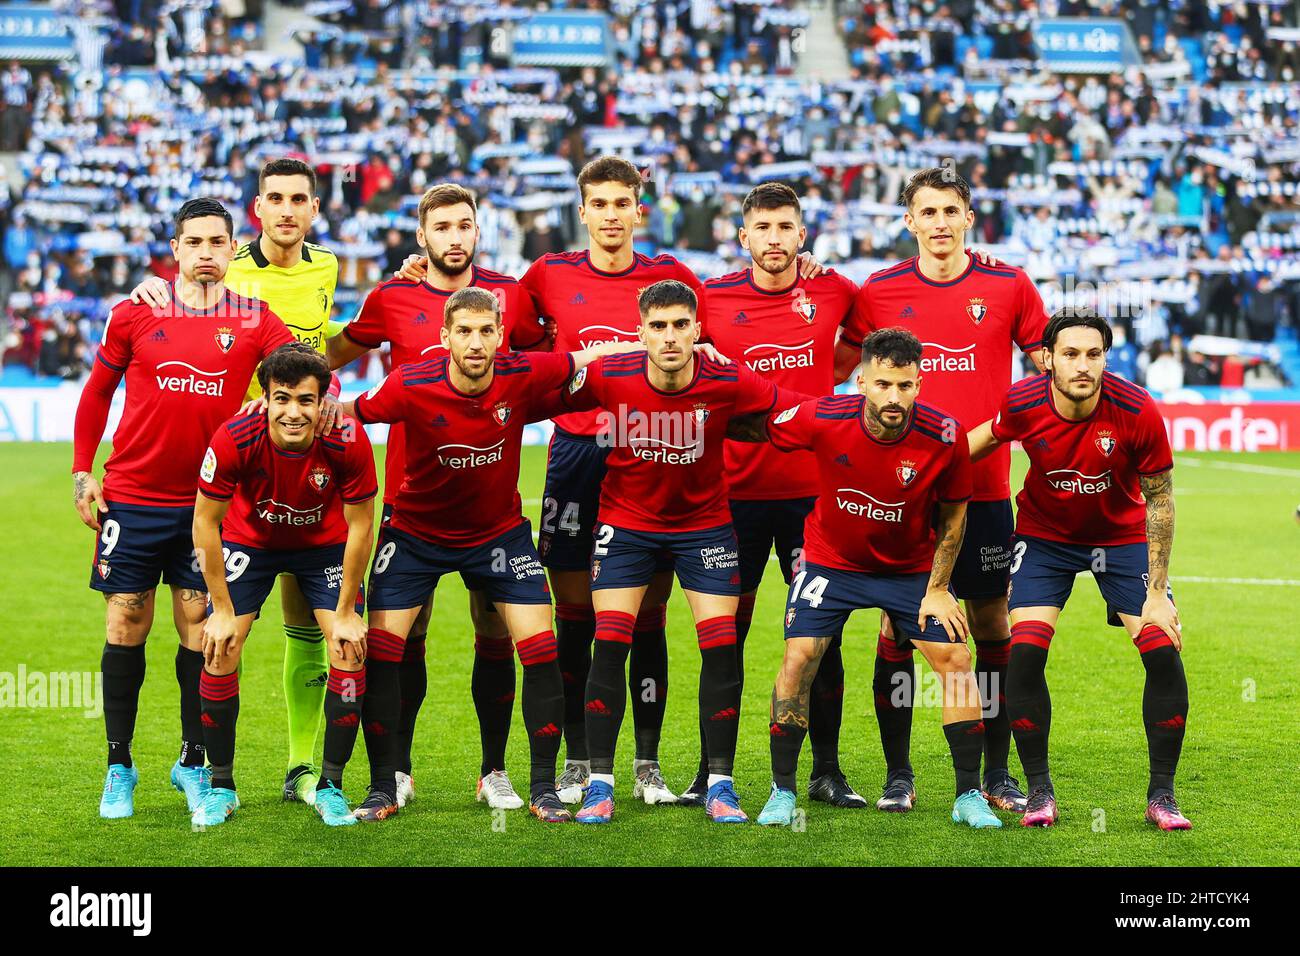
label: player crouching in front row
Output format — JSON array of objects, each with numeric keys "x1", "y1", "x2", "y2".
[
  {"x1": 968, "y1": 308, "x2": 1191, "y2": 831},
  {"x1": 738, "y1": 328, "x2": 1005, "y2": 830},
  {"x1": 191, "y1": 343, "x2": 377, "y2": 828}
]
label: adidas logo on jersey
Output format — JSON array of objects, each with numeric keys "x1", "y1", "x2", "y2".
[
  {"x1": 899, "y1": 306, "x2": 915, "y2": 319},
  {"x1": 430, "y1": 414, "x2": 449, "y2": 427},
  {"x1": 733, "y1": 311, "x2": 750, "y2": 325},
  {"x1": 835, "y1": 453, "x2": 851, "y2": 467},
  {"x1": 151, "y1": 329, "x2": 169, "y2": 343},
  {"x1": 413, "y1": 312, "x2": 429, "y2": 326},
  {"x1": 570, "y1": 293, "x2": 587, "y2": 305}
]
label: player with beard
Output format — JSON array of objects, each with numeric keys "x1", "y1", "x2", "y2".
[
  {"x1": 327, "y1": 183, "x2": 548, "y2": 811},
  {"x1": 845, "y1": 168, "x2": 1048, "y2": 815},
  {"x1": 401, "y1": 159, "x2": 693, "y2": 804},
  {"x1": 740, "y1": 328, "x2": 1002, "y2": 831},
  {"x1": 128, "y1": 158, "x2": 345, "y2": 809},
  {"x1": 75, "y1": 198, "x2": 296, "y2": 818},
  {"x1": 341, "y1": 288, "x2": 637, "y2": 822},
  {"x1": 692, "y1": 181, "x2": 870, "y2": 807},
  {"x1": 968, "y1": 309, "x2": 1190, "y2": 830}
]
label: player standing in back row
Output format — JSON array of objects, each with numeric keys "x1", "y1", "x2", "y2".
[
  {"x1": 129, "y1": 158, "x2": 344, "y2": 809},
  {"x1": 518, "y1": 157, "x2": 710, "y2": 804},
  {"x1": 845, "y1": 167, "x2": 1049, "y2": 814},
  {"x1": 968, "y1": 308, "x2": 1191, "y2": 830},
  {"x1": 74, "y1": 198, "x2": 296, "y2": 819},
  {"x1": 696, "y1": 181, "x2": 869, "y2": 809}
]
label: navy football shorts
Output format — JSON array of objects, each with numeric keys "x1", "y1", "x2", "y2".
[
  {"x1": 950, "y1": 499, "x2": 1014, "y2": 601},
  {"x1": 218, "y1": 541, "x2": 364, "y2": 617},
  {"x1": 590, "y1": 522, "x2": 741, "y2": 596},
  {"x1": 1007, "y1": 534, "x2": 1172, "y2": 627},
  {"x1": 729, "y1": 497, "x2": 815, "y2": 594},
  {"x1": 89, "y1": 501, "x2": 206, "y2": 594},
  {"x1": 367, "y1": 520, "x2": 550, "y2": 611},
  {"x1": 784, "y1": 560, "x2": 952, "y2": 646},
  {"x1": 538, "y1": 429, "x2": 609, "y2": 571}
]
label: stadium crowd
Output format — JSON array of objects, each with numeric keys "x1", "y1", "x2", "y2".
[{"x1": 2, "y1": 0, "x2": 1298, "y2": 391}]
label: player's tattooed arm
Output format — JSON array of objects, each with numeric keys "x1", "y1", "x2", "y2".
[
  {"x1": 73, "y1": 470, "x2": 107, "y2": 531},
  {"x1": 1140, "y1": 470, "x2": 1175, "y2": 590},
  {"x1": 923, "y1": 502, "x2": 970, "y2": 641},
  {"x1": 770, "y1": 637, "x2": 832, "y2": 728},
  {"x1": 1138, "y1": 469, "x2": 1181, "y2": 648},
  {"x1": 725, "y1": 412, "x2": 769, "y2": 443},
  {"x1": 928, "y1": 501, "x2": 967, "y2": 592}
]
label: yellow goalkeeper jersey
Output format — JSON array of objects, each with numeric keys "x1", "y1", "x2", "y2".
[{"x1": 226, "y1": 234, "x2": 339, "y2": 399}]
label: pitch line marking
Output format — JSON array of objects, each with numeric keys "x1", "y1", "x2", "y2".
[{"x1": 1175, "y1": 457, "x2": 1300, "y2": 478}]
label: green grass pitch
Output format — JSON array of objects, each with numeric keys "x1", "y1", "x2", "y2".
[{"x1": 1, "y1": 442, "x2": 1297, "y2": 866}]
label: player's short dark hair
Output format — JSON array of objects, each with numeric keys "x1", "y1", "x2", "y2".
[
  {"x1": 861, "y1": 327, "x2": 924, "y2": 369},
  {"x1": 259, "y1": 157, "x2": 317, "y2": 196},
  {"x1": 444, "y1": 287, "x2": 501, "y2": 326},
  {"x1": 901, "y1": 166, "x2": 971, "y2": 210},
  {"x1": 174, "y1": 198, "x2": 233, "y2": 239},
  {"x1": 638, "y1": 279, "x2": 697, "y2": 318},
  {"x1": 257, "y1": 342, "x2": 331, "y2": 397},
  {"x1": 1043, "y1": 307, "x2": 1113, "y2": 352},
  {"x1": 741, "y1": 182, "x2": 802, "y2": 221},
  {"x1": 577, "y1": 155, "x2": 644, "y2": 203}
]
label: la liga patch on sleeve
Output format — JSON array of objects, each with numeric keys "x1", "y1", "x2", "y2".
[
  {"x1": 200, "y1": 447, "x2": 217, "y2": 483},
  {"x1": 773, "y1": 406, "x2": 799, "y2": 425}
]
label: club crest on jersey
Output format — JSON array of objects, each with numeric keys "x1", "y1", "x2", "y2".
[
  {"x1": 1095, "y1": 430, "x2": 1117, "y2": 457},
  {"x1": 785, "y1": 607, "x2": 796, "y2": 627},
  {"x1": 590, "y1": 561, "x2": 601, "y2": 582},
  {"x1": 693, "y1": 403, "x2": 710, "y2": 424},
  {"x1": 97, "y1": 560, "x2": 111, "y2": 580},
  {"x1": 214, "y1": 327, "x2": 236, "y2": 353},
  {"x1": 492, "y1": 402, "x2": 512, "y2": 426},
  {"x1": 965, "y1": 299, "x2": 987, "y2": 325},
  {"x1": 308, "y1": 467, "x2": 331, "y2": 492},
  {"x1": 795, "y1": 298, "x2": 817, "y2": 324},
  {"x1": 896, "y1": 459, "x2": 918, "y2": 487}
]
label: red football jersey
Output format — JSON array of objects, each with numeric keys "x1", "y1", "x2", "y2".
[
  {"x1": 846, "y1": 255, "x2": 1047, "y2": 502},
  {"x1": 703, "y1": 268, "x2": 861, "y2": 500},
  {"x1": 991, "y1": 371, "x2": 1173, "y2": 546},
  {"x1": 354, "y1": 350, "x2": 575, "y2": 547},
  {"x1": 91, "y1": 293, "x2": 295, "y2": 507},
  {"x1": 564, "y1": 352, "x2": 783, "y2": 532},
  {"x1": 342, "y1": 267, "x2": 544, "y2": 506},
  {"x1": 768, "y1": 395, "x2": 973, "y2": 574},
  {"x1": 520, "y1": 251, "x2": 705, "y2": 437},
  {"x1": 198, "y1": 412, "x2": 377, "y2": 550}
]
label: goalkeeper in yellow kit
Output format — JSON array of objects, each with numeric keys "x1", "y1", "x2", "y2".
[{"x1": 130, "y1": 158, "x2": 341, "y2": 804}]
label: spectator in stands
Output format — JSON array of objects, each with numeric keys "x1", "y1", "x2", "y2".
[
  {"x1": 1146, "y1": 345, "x2": 1186, "y2": 395},
  {"x1": 1107, "y1": 323, "x2": 1140, "y2": 383},
  {"x1": 1184, "y1": 350, "x2": 1222, "y2": 387},
  {"x1": 1245, "y1": 275, "x2": 1287, "y2": 343}
]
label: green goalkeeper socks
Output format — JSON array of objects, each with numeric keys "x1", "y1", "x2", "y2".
[{"x1": 284, "y1": 624, "x2": 328, "y2": 770}]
